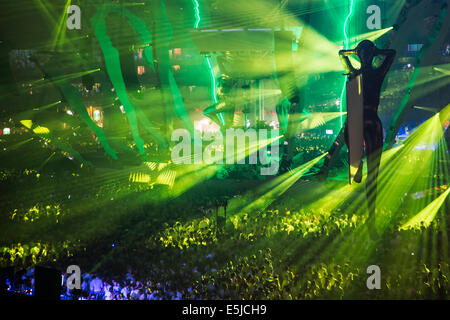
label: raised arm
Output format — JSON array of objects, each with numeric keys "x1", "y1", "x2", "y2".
[
  {"x1": 339, "y1": 49, "x2": 357, "y2": 57},
  {"x1": 339, "y1": 49, "x2": 358, "y2": 77},
  {"x1": 375, "y1": 48, "x2": 396, "y2": 77}
]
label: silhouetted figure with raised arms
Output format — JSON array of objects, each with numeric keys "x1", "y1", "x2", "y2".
[{"x1": 319, "y1": 40, "x2": 396, "y2": 219}]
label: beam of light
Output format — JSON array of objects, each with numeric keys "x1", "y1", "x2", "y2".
[
  {"x1": 45, "y1": 69, "x2": 101, "y2": 84},
  {"x1": 34, "y1": 0, "x2": 55, "y2": 25},
  {"x1": 347, "y1": 26, "x2": 393, "y2": 44},
  {"x1": 295, "y1": 112, "x2": 346, "y2": 131},
  {"x1": 271, "y1": 105, "x2": 445, "y2": 288},
  {"x1": 170, "y1": 164, "x2": 219, "y2": 198},
  {"x1": 413, "y1": 106, "x2": 440, "y2": 113},
  {"x1": 384, "y1": 2, "x2": 448, "y2": 148},
  {"x1": 192, "y1": 0, "x2": 218, "y2": 104},
  {"x1": 383, "y1": 67, "x2": 450, "y2": 103},
  {"x1": 311, "y1": 143, "x2": 405, "y2": 215},
  {"x1": 173, "y1": 133, "x2": 283, "y2": 169},
  {"x1": 39, "y1": 152, "x2": 56, "y2": 170},
  {"x1": 233, "y1": 153, "x2": 327, "y2": 215},
  {"x1": 410, "y1": 76, "x2": 450, "y2": 100},
  {"x1": 319, "y1": 112, "x2": 442, "y2": 238},
  {"x1": 52, "y1": 0, "x2": 71, "y2": 50},
  {"x1": 280, "y1": 27, "x2": 343, "y2": 75},
  {"x1": 31, "y1": 69, "x2": 101, "y2": 90},
  {"x1": 32, "y1": 100, "x2": 62, "y2": 111},
  {"x1": 7, "y1": 138, "x2": 34, "y2": 150},
  {"x1": 343, "y1": 0, "x2": 354, "y2": 50},
  {"x1": 228, "y1": 135, "x2": 282, "y2": 167},
  {"x1": 305, "y1": 181, "x2": 359, "y2": 214},
  {"x1": 310, "y1": 126, "x2": 442, "y2": 268},
  {"x1": 364, "y1": 112, "x2": 448, "y2": 235},
  {"x1": 205, "y1": 56, "x2": 218, "y2": 103},
  {"x1": 273, "y1": 24, "x2": 390, "y2": 77},
  {"x1": 3, "y1": 162, "x2": 153, "y2": 220},
  {"x1": 284, "y1": 24, "x2": 392, "y2": 77},
  {"x1": 433, "y1": 66, "x2": 450, "y2": 75},
  {"x1": 203, "y1": 85, "x2": 282, "y2": 128},
  {"x1": 187, "y1": 1, "x2": 370, "y2": 101},
  {"x1": 399, "y1": 187, "x2": 450, "y2": 230},
  {"x1": 190, "y1": 0, "x2": 388, "y2": 80},
  {"x1": 122, "y1": 3, "x2": 145, "y2": 6},
  {"x1": 386, "y1": 0, "x2": 406, "y2": 22},
  {"x1": 91, "y1": 4, "x2": 167, "y2": 154},
  {"x1": 339, "y1": 0, "x2": 354, "y2": 129},
  {"x1": 383, "y1": 64, "x2": 450, "y2": 97},
  {"x1": 170, "y1": 134, "x2": 283, "y2": 198},
  {"x1": 192, "y1": 0, "x2": 201, "y2": 28}
]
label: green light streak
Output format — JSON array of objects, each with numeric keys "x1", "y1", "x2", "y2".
[
  {"x1": 205, "y1": 56, "x2": 218, "y2": 103},
  {"x1": 343, "y1": 0, "x2": 354, "y2": 50},
  {"x1": 32, "y1": 100, "x2": 62, "y2": 111},
  {"x1": 384, "y1": 1, "x2": 448, "y2": 148},
  {"x1": 339, "y1": 0, "x2": 354, "y2": 128},
  {"x1": 370, "y1": 113, "x2": 445, "y2": 232},
  {"x1": 348, "y1": 26, "x2": 393, "y2": 45},
  {"x1": 45, "y1": 69, "x2": 100, "y2": 85},
  {"x1": 8, "y1": 138, "x2": 34, "y2": 150},
  {"x1": 91, "y1": 4, "x2": 166, "y2": 154},
  {"x1": 237, "y1": 153, "x2": 327, "y2": 215},
  {"x1": 192, "y1": 0, "x2": 201, "y2": 28},
  {"x1": 52, "y1": 0, "x2": 71, "y2": 50},
  {"x1": 192, "y1": 0, "x2": 218, "y2": 104},
  {"x1": 171, "y1": 134, "x2": 283, "y2": 198},
  {"x1": 217, "y1": 112, "x2": 225, "y2": 125},
  {"x1": 39, "y1": 152, "x2": 56, "y2": 170},
  {"x1": 400, "y1": 188, "x2": 450, "y2": 230}
]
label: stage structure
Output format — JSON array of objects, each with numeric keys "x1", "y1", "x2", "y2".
[{"x1": 190, "y1": 26, "x2": 302, "y2": 127}]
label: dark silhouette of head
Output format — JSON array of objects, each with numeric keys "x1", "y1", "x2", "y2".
[{"x1": 356, "y1": 40, "x2": 377, "y2": 70}]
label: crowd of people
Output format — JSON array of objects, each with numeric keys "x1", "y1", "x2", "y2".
[
  {"x1": 2, "y1": 200, "x2": 448, "y2": 300},
  {"x1": 1, "y1": 170, "x2": 448, "y2": 300},
  {"x1": 2, "y1": 268, "x2": 185, "y2": 300},
  {"x1": 1, "y1": 127, "x2": 449, "y2": 300}
]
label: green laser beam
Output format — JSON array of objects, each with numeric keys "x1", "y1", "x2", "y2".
[
  {"x1": 192, "y1": 0, "x2": 201, "y2": 28},
  {"x1": 192, "y1": 0, "x2": 217, "y2": 104},
  {"x1": 400, "y1": 188, "x2": 450, "y2": 230},
  {"x1": 206, "y1": 56, "x2": 218, "y2": 103}
]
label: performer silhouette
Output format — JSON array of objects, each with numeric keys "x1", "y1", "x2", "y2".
[{"x1": 319, "y1": 40, "x2": 396, "y2": 218}]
